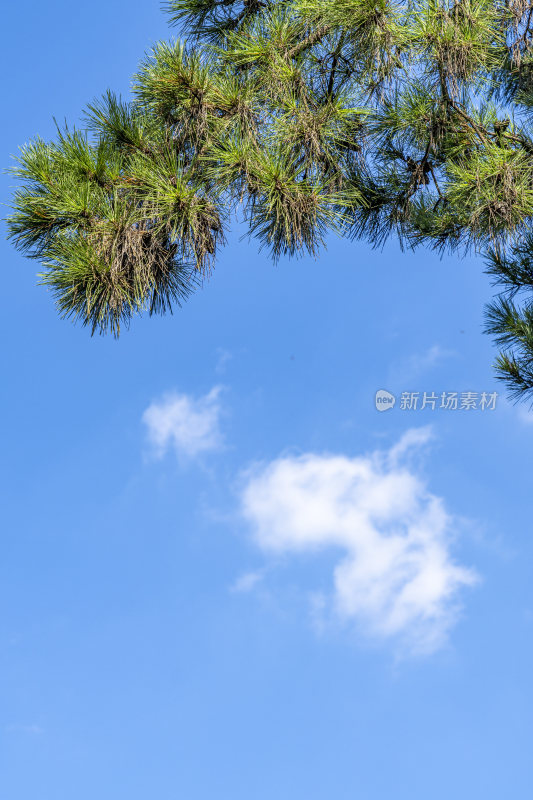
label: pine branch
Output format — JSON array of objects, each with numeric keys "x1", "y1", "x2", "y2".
[
  {"x1": 289, "y1": 25, "x2": 332, "y2": 58},
  {"x1": 8, "y1": 0, "x2": 533, "y2": 402}
]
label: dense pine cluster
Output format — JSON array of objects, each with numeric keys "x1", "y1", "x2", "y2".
[{"x1": 8, "y1": 1, "x2": 533, "y2": 401}]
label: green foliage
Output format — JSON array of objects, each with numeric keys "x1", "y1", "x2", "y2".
[
  {"x1": 485, "y1": 236, "x2": 533, "y2": 402},
  {"x1": 166, "y1": 0, "x2": 272, "y2": 43},
  {"x1": 8, "y1": 0, "x2": 533, "y2": 401},
  {"x1": 8, "y1": 108, "x2": 208, "y2": 336}
]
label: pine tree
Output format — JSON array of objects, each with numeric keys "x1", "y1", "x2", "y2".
[{"x1": 8, "y1": 1, "x2": 533, "y2": 402}]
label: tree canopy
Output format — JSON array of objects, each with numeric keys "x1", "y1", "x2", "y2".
[{"x1": 8, "y1": 0, "x2": 533, "y2": 402}]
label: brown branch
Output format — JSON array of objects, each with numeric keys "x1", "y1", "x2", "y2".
[
  {"x1": 327, "y1": 34, "x2": 347, "y2": 98},
  {"x1": 428, "y1": 163, "x2": 444, "y2": 200},
  {"x1": 512, "y1": 4, "x2": 533, "y2": 56},
  {"x1": 447, "y1": 100, "x2": 492, "y2": 147},
  {"x1": 289, "y1": 25, "x2": 332, "y2": 59}
]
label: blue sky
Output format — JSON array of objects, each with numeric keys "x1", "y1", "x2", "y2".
[{"x1": 1, "y1": 3, "x2": 532, "y2": 798}]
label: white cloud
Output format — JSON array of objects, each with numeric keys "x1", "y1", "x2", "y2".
[
  {"x1": 143, "y1": 387, "x2": 223, "y2": 458},
  {"x1": 240, "y1": 429, "x2": 478, "y2": 655}
]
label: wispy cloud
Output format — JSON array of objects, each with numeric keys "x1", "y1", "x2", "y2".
[
  {"x1": 230, "y1": 570, "x2": 264, "y2": 594},
  {"x1": 517, "y1": 406, "x2": 533, "y2": 426},
  {"x1": 391, "y1": 344, "x2": 454, "y2": 383},
  {"x1": 143, "y1": 387, "x2": 223, "y2": 459},
  {"x1": 215, "y1": 348, "x2": 233, "y2": 375},
  {"x1": 240, "y1": 429, "x2": 478, "y2": 655},
  {"x1": 5, "y1": 723, "x2": 44, "y2": 735}
]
